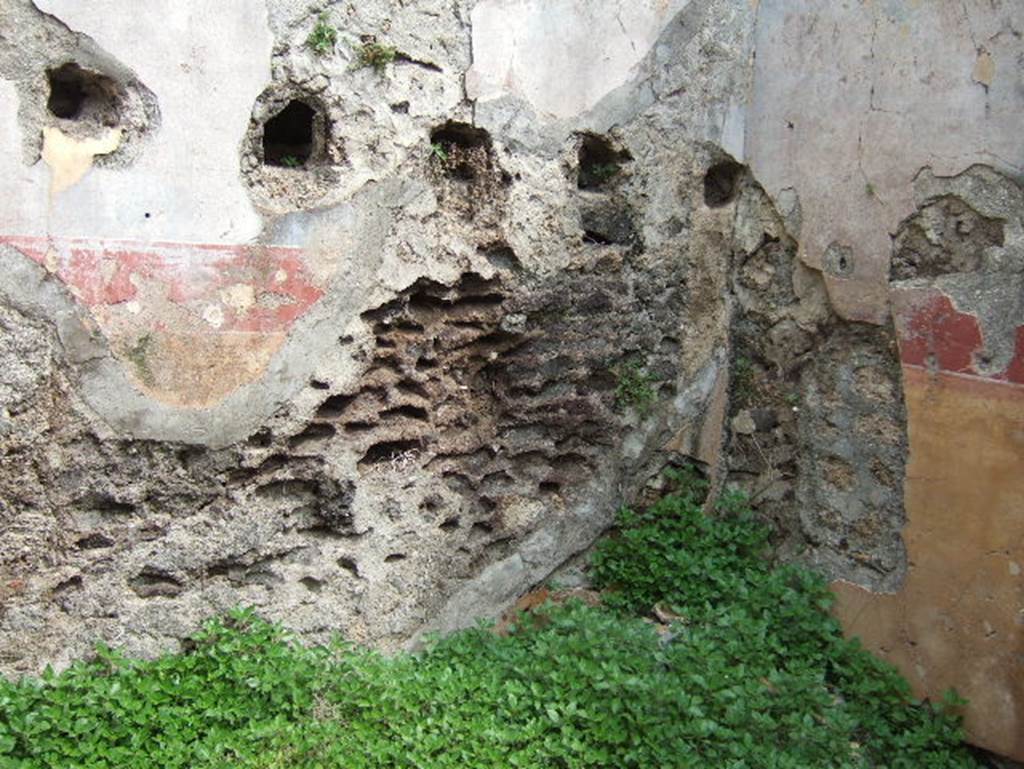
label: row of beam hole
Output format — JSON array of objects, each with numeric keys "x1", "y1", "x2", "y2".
[{"x1": 46, "y1": 63, "x2": 747, "y2": 204}]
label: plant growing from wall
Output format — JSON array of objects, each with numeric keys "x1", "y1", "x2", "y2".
[
  {"x1": 306, "y1": 14, "x2": 337, "y2": 56},
  {"x1": 577, "y1": 133, "x2": 632, "y2": 190},
  {"x1": 354, "y1": 40, "x2": 397, "y2": 71},
  {"x1": 429, "y1": 141, "x2": 449, "y2": 162},
  {"x1": 613, "y1": 358, "x2": 660, "y2": 415},
  {"x1": 732, "y1": 354, "x2": 756, "y2": 407},
  {"x1": 125, "y1": 333, "x2": 154, "y2": 386},
  {"x1": 587, "y1": 162, "x2": 621, "y2": 185}
]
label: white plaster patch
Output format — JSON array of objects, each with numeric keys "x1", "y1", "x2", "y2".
[
  {"x1": 201, "y1": 304, "x2": 224, "y2": 329},
  {"x1": 220, "y1": 283, "x2": 255, "y2": 311},
  {"x1": 467, "y1": 0, "x2": 690, "y2": 120},
  {"x1": 29, "y1": 0, "x2": 272, "y2": 244},
  {"x1": 0, "y1": 79, "x2": 43, "y2": 235}
]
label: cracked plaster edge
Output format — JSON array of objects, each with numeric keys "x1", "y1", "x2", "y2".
[
  {"x1": 891, "y1": 164, "x2": 1024, "y2": 376},
  {"x1": 471, "y1": 0, "x2": 732, "y2": 157},
  {"x1": 0, "y1": 179, "x2": 425, "y2": 449},
  {"x1": 746, "y1": 2, "x2": 1024, "y2": 328},
  {"x1": 5, "y1": 0, "x2": 163, "y2": 169}
]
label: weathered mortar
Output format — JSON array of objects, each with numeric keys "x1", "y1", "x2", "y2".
[
  {"x1": 724, "y1": 193, "x2": 910, "y2": 593},
  {"x1": 0, "y1": 0, "x2": 1022, "y2": 760}
]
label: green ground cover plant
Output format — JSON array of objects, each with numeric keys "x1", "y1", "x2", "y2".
[{"x1": 0, "y1": 469, "x2": 980, "y2": 768}]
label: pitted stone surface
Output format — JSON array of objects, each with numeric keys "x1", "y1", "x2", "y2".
[{"x1": 0, "y1": 0, "x2": 1022, "y2": 760}]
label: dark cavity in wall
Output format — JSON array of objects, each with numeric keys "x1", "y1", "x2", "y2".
[
  {"x1": 240, "y1": 86, "x2": 344, "y2": 210},
  {"x1": 427, "y1": 121, "x2": 508, "y2": 223},
  {"x1": 572, "y1": 134, "x2": 640, "y2": 251},
  {"x1": 46, "y1": 63, "x2": 121, "y2": 124},
  {"x1": 580, "y1": 198, "x2": 640, "y2": 248},
  {"x1": 2, "y1": 6, "x2": 161, "y2": 169},
  {"x1": 430, "y1": 121, "x2": 490, "y2": 151},
  {"x1": 263, "y1": 100, "x2": 316, "y2": 166},
  {"x1": 703, "y1": 160, "x2": 745, "y2": 207},
  {"x1": 824, "y1": 242, "x2": 854, "y2": 277},
  {"x1": 429, "y1": 121, "x2": 492, "y2": 181},
  {"x1": 577, "y1": 133, "x2": 631, "y2": 190},
  {"x1": 891, "y1": 195, "x2": 1005, "y2": 280}
]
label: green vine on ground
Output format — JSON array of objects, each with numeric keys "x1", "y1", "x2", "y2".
[{"x1": 0, "y1": 467, "x2": 979, "y2": 768}]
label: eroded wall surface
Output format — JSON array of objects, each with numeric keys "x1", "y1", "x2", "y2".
[
  {"x1": 741, "y1": 2, "x2": 1024, "y2": 758},
  {"x1": 0, "y1": 0, "x2": 1021, "y2": 759},
  {"x1": 0, "y1": 0, "x2": 754, "y2": 672}
]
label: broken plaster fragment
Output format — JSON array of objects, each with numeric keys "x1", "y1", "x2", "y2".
[
  {"x1": 731, "y1": 410, "x2": 757, "y2": 435},
  {"x1": 972, "y1": 49, "x2": 994, "y2": 88},
  {"x1": 41, "y1": 125, "x2": 122, "y2": 195},
  {"x1": 202, "y1": 304, "x2": 225, "y2": 329},
  {"x1": 220, "y1": 283, "x2": 256, "y2": 312}
]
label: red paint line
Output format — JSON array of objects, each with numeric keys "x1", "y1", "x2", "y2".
[
  {"x1": 0, "y1": 234, "x2": 321, "y2": 335},
  {"x1": 894, "y1": 290, "x2": 1024, "y2": 386},
  {"x1": 901, "y1": 363, "x2": 1024, "y2": 394}
]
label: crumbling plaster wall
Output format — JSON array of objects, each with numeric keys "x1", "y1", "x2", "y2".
[
  {"x1": 0, "y1": 0, "x2": 751, "y2": 677},
  {"x1": 742, "y1": 2, "x2": 1024, "y2": 760},
  {"x1": 0, "y1": 0, "x2": 1021, "y2": 760}
]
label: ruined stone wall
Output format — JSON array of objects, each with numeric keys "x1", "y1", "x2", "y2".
[{"x1": 0, "y1": 0, "x2": 1021, "y2": 760}]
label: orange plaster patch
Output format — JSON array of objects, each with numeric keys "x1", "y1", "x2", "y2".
[{"x1": 832, "y1": 366, "x2": 1024, "y2": 760}]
